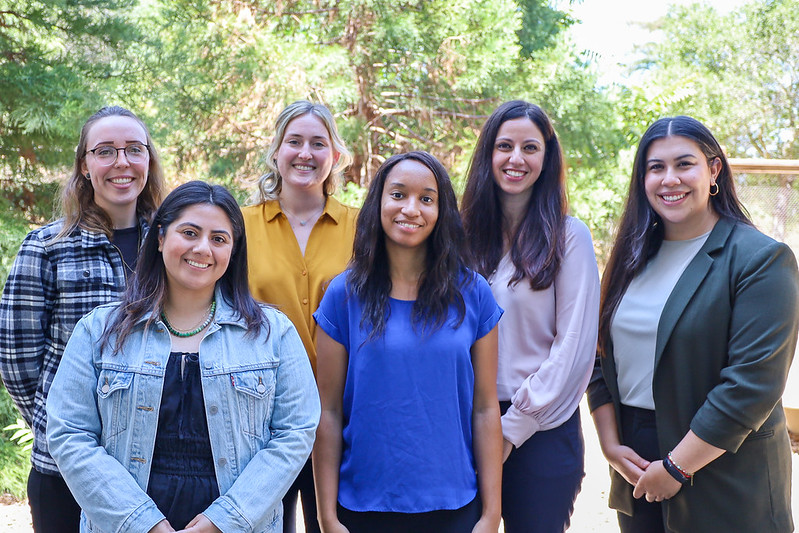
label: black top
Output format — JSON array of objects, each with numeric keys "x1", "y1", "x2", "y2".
[{"x1": 147, "y1": 352, "x2": 219, "y2": 529}]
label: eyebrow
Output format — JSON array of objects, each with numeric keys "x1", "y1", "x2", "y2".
[
  {"x1": 496, "y1": 136, "x2": 542, "y2": 144},
  {"x1": 388, "y1": 182, "x2": 438, "y2": 194},
  {"x1": 647, "y1": 153, "x2": 697, "y2": 163},
  {"x1": 93, "y1": 140, "x2": 147, "y2": 145},
  {"x1": 285, "y1": 133, "x2": 329, "y2": 140},
  {"x1": 176, "y1": 222, "x2": 232, "y2": 237}
]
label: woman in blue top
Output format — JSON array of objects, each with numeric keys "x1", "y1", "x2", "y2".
[
  {"x1": 313, "y1": 151, "x2": 503, "y2": 533},
  {"x1": 46, "y1": 181, "x2": 320, "y2": 533}
]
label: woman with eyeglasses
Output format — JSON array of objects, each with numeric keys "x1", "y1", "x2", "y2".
[
  {"x1": 242, "y1": 100, "x2": 356, "y2": 533},
  {"x1": 0, "y1": 106, "x2": 164, "y2": 533}
]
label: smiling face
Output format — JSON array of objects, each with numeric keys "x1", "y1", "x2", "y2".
[
  {"x1": 81, "y1": 115, "x2": 149, "y2": 227},
  {"x1": 380, "y1": 159, "x2": 439, "y2": 252},
  {"x1": 644, "y1": 135, "x2": 721, "y2": 240},
  {"x1": 158, "y1": 204, "x2": 234, "y2": 299},
  {"x1": 491, "y1": 117, "x2": 546, "y2": 202},
  {"x1": 275, "y1": 113, "x2": 337, "y2": 196}
]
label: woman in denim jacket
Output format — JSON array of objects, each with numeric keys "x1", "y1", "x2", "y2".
[{"x1": 47, "y1": 181, "x2": 320, "y2": 533}]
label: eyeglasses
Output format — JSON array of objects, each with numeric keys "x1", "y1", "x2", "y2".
[{"x1": 85, "y1": 144, "x2": 150, "y2": 165}]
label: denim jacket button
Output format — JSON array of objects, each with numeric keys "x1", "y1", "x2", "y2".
[
  {"x1": 218, "y1": 458, "x2": 227, "y2": 467},
  {"x1": 209, "y1": 405, "x2": 218, "y2": 415},
  {"x1": 257, "y1": 383, "x2": 266, "y2": 394},
  {"x1": 101, "y1": 384, "x2": 110, "y2": 394}
]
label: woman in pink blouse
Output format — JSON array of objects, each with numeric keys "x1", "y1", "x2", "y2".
[{"x1": 460, "y1": 100, "x2": 600, "y2": 532}]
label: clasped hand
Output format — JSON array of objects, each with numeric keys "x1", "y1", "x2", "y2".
[
  {"x1": 632, "y1": 460, "x2": 682, "y2": 502},
  {"x1": 604, "y1": 444, "x2": 682, "y2": 502},
  {"x1": 149, "y1": 515, "x2": 222, "y2": 533}
]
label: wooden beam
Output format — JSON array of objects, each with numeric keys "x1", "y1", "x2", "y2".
[{"x1": 728, "y1": 158, "x2": 799, "y2": 174}]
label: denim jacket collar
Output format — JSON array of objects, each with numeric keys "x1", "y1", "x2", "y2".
[{"x1": 132, "y1": 285, "x2": 251, "y2": 331}]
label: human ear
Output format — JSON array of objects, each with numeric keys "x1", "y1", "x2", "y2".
[{"x1": 709, "y1": 157, "x2": 722, "y2": 181}]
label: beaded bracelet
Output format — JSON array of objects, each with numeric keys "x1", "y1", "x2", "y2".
[{"x1": 663, "y1": 452, "x2": 693, "y2": 485}]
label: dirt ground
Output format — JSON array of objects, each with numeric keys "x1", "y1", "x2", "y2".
[{"x1": 2, "y1": 398, "x2": 797, "y2": 532}]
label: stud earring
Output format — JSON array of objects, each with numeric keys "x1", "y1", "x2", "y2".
[{"x1": 85, "y1": 173, "x2": 91, "y2": 180}]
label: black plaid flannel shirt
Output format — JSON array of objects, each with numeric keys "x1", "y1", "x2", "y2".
[{"x1": 0, "y1": 218, "x2": 147, "y2": 475}]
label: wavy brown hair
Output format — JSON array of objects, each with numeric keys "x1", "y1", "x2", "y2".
[
  {"x1": 460, "y1": 100, "x2": 567, "y2": 290},
  {"x1": 55, "y1": 106, "x2": 164, "y2": 240}
]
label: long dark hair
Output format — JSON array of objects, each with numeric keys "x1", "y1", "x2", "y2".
[
  {"x1": 460, "y1": 100, "x2": 567, "y2": 289},
  {"x1": 57, "y1": 106, "x2": 164, "y2": 240},
  {"x1": 348, "y1": 151, "x2": 468, "y2": 340},
  {"x1": 598, "y1": 116, "x2": 751, "y2": 356},
  {"x1": 101, "y1": 181, "x2": 267, "y2": 353}
]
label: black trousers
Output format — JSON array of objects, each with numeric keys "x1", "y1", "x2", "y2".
[
  {"x1": 617, "y1": 405, "x2": 673, "y2": 533},
  {"x1": 338, "y1": 496, "x2": 481, "y2": 533},
  {"x1": 28, "y1": 468, "x2": 80, "y2": 533},
  {"x1": 282, "y1": 458, "x2": 320, "y2": 533}
]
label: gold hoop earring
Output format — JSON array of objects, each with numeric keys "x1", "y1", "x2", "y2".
[{"x1": 709, "y1": 183, "x2": 719, "y2": 196}]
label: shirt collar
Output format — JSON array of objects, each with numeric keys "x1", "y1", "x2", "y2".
[{"x1": 264, "y1": 196, "x2": 345, "y2": 225}]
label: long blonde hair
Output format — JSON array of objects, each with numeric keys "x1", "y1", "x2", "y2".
[
  {"x1": 249, "y1": 101, "x2": 352, "y2": 204},
  {"x1": 55, "y1": 106, "x2": 165, "y2": 240}
]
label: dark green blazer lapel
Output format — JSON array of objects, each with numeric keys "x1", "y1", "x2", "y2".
[{"x1": 654, "y1": 219, "x2": 735, "y2": 368}]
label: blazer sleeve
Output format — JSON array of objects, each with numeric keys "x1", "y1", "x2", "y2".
[
  {"x1": 586, "y1": 352, "x2": 614, "y2": 413},
  {"x1": 690, "y1": 240, "x2": 799, "y2": 452}
]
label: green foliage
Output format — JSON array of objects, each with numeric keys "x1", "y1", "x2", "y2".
[
  {"x1": 0, "y1": 387, "x2": 30, "y2": 499},
  {"x1": 335, "y1": 182, "x2": 368, "y2": 208},
  {"x1": 632, "y1": 0, "x2": 799, "y2": 160},
  {"x1": 0, "y1": 1, "x2": 149, "y2": 176},
  {"x1": 4, "y1": 420, "x2": 32, "y2": 451}
]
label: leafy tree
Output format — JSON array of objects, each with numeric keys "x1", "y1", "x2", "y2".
[
  {"x1": 0, "y1": 0, "x2": 146, "y2": 175},
  {"x1": 630, "y1": 0, "x2": 799, "y2": 241},
  {"x1": 143, "y1": 0, "x2": 589, "y2": 190}
]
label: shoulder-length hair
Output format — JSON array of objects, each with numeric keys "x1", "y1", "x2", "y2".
[
  {"x1": 598, "y1": 115, "x2": 751, "y2": 356},
  {"x1": 460, "y1": 100, "x2": 567, "y2": 289},
  {"x1": 348, "y1": 151, "x2": 467, "y2": 340},
  {"x1": 56, "y1": 106, "x2": 165, "y2": 240},
  {"x1": 101, "y1": 181, "x2": 267, "y2": 353},
  {"x1": 249, "y1": 100, "x2": 353, "y2": 204}
]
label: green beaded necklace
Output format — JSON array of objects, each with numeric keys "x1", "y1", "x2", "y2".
[{"x1": 161, "y1": 300, "x2": 216, "y2": 337}]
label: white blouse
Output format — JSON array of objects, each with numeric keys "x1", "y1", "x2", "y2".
[
  {"x1": 490, "y1": 217, "x2": 600, "y2": 447},
  {"x1": 612, "y1": 231, "x2": 710, "y2": 410}
]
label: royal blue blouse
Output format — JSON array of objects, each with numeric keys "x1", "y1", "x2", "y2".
[{"x1": 314, "y1": 270, "x2": 502, "y2": 513}]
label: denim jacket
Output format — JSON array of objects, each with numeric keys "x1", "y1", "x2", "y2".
[{"x1": 46, "y1": 289, "x2": 320, "y2": 533}]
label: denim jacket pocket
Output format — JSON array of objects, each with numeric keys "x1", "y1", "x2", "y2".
[
  {"x1": 96, "y1": 369, "x2": 134, "y2": 438},
  {"x1": 232, "y1": 365, "x2": 277, "y2": 438}
]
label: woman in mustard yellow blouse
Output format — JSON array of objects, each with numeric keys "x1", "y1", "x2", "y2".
[{"x1": 242, "y1": 100, "x2": 356, "y2": 533}]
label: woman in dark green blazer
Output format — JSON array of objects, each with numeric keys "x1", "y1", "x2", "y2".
[{"x1": 588, "y1": 116, "x2": 799, "y2": 533}]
